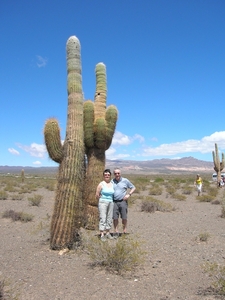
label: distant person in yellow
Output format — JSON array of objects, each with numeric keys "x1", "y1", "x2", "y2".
[{"x1": 194, "y1": 174, "x2": 203, "y2": 196}]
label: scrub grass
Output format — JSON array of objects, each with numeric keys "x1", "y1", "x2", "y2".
[
  {"x1": 82, "y1": 234, "x2": 146, "y2": 275},
  {"x1": 203, "y1": 262, "x2": 225, "y2": 296},
  {"x1": 2, "y1": 210, "x2": 34, "y2": 222}
]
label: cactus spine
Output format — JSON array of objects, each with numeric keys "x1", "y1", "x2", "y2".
[
  {"x1": 44, "y1": 36, "x2": 85, "y2": 250},
  {"x1": 212, "y1": 143, "x2": 225, "y2": 184},
  {"x1": 84, "y1": 63, "x2": 118, "y2": 229}
]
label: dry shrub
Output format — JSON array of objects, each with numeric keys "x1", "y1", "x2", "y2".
[
  {"x1": 203, "y1": 262, "x2": 225, "y2": 296},
  {"x1": 4, "y1": 184, "x2": 17, "y2": 193},
  {"x1": 0, "y1": 277, "x2": 20, "y2": 300},
  {"x1": 172, "y1": 193, "x2": 186, "y2": 201},
  {"x1": 28, "y1": 194, "x2": 43, "y2": 206},
  {"x1": 2, "y1": 210, "x2": 33, "y2": 222},
  {"x1": 148, "y1": 184, "x2": 163, "y2": 196},
  {"x1": 0, "y1": 191, "x2": 8, "y2": 200},
  {"x1": 83, "y1": 234, "x2": 145, "y2": 275},
  {"x1": 11, "y1": 194, "x2": 24, "y2": 201},
  {"x1": 221, "y1": 199, "x2": 225, "y2": 218},
  {"x1": 18, "y1": 186, "x2": 31, "y2": 194},
  {"x1": 44, "y1": 182, "x2": 56, "y2": 191},
  {"x1": 165, "y1": 186, "x2": 176, "y2": 195},
  {"x1": 197, "y1": 195, "x2": 215, "y2": 202},
  {"x1": 211, "y1": 199, "x2": 220, "y2": 205},
  {"x1": 198, "y1": 232, "x2": 210, "y2": 242},
  {"x1": 141, "y1": 196, "x2": 174, "y2": 213},
  {"x1": 182, "y1": 185, "x2": 193, "y2": 195},
  {"x1": 130, "y1": 176, "x2": 150, "y2": 193},
  {"x1": 204, "y1": 186, "x2": 218, "y2": 197}
]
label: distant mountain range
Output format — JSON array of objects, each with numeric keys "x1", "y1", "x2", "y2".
[{"x1": 0, "y1": 157, "x2": 215, "y2": 175}]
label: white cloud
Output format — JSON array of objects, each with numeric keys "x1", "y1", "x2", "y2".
[
  {"x1": 36, "y1": 55, "x2": 48, "y2": 67},
  {"x1": 17, "y1": 143, "x2": 46, "y2": 158},
  {"x1": 142, "y1": 131, "x2": 225, "y2": 157},
  {"x1": 112, "y1": 131, "x2": 144, "y2": 146},
  {"x1": 33, "y1": 161, "x2": 42, "y2": 165},
  {"x1": 106, "y1": 147, "x2": 130, "y2": 160},
  {"x1": 112, "y1": 131, "x2": 132, "y2": 146},
  {"x1": 8, "y1": 148, "x2": 20, "y2": 155},
  {"x1": 106, "y1": 131, "x2": 225, "y2": 161},
  {"x1": 133, "y1": 134, "x2": 145, "y2": 143},
  {"x1": 151, "y1": 137, "x2": 158, "y2": 142}
]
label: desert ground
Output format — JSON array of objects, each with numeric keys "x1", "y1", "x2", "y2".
[{"x1": 0, "y1": 173, "x2": 225, "y2": 300}]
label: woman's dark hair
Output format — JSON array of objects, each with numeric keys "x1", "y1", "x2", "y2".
[{"x1": 103, "y1": 169, "x2": 111, "y2": 175}]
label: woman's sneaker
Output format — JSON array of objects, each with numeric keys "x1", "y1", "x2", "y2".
[
  {"x1": 100, "y1": 235, "x2": 107, "y2": 242},
  {"x1": 106, "y1": 233, "x2": 114, "y2": 240}
]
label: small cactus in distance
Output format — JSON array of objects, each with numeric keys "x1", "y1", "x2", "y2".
[
  {"x1": 44, "y1": 36, "x2": 85, "y2": 250},
  {"x1": 212, "y1": 143, "x2": 225, "y2": 184},
  {"x1": 21, "y1": 169, "x2": 25, "y2": 183}
]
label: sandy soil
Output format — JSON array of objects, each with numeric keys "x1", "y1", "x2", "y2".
[{"x1": 1, "y1": 183, "x2": 225, "y2": 300}]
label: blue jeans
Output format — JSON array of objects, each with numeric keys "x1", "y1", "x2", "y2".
[{"x1": 98, "y1": 200, "x2": 114, "y2": 231}]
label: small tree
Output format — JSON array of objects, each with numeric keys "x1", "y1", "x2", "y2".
[{"x1": 212, "y1": 143, "x2": 225, "y2": 185}]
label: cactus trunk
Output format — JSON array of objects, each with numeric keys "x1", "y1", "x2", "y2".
[
  {"x1": 83, "y1": 63, "x2": 118, "y2": 229},
  {"x1": 212, "y1": 143, "x2": 225, "y2": 184},
  {"x1": 84, "y1": 148, "x2": 105, "y2": 229},
  {"x1": 44, "y1": 36, "x2": 85, "y2": 249}
]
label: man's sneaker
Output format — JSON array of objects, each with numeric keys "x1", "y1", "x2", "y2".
[
  {"x1": 113, "y1": 232, "x2": 119, "y2": 239},
  {"x1": 106, "y1": 233, "x2": 114, "y2": 240},
  {"x1": 100, "y1": 235, "x2": 107, "y2": 242}
]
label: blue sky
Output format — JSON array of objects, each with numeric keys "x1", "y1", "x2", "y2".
[{"x1": 1, "y1": 0, "x2": 225, "y2": 167}]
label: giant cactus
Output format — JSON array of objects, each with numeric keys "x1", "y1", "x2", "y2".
[
  {"x1": 212, "y1": 143, "x2": 225, "y2": 184},
  {"x1": 83, "y1": 63, "x2": 118, "y2": 229},
  {"x1": 44, "y1": 36, "x2": 85, "y2": 249}
]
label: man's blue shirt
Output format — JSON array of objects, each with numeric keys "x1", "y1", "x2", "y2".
[{"x1": 111, "y1": 177, "x2": 135, "y2": 200}]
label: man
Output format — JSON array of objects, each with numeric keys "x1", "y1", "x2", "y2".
[{"x1": 111, "y1": 168, "x2": 136, "y2": 235}]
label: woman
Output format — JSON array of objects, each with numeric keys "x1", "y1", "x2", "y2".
[
  {"x1": 194, "y1": 174, "x2": 203, "y2": 196},
  {"x1": 96, "y1": 169, "x2": 114, "y2": 241}
]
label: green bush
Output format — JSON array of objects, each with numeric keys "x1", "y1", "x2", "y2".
[
  {"x1": 154, "y1": 177, "x2": 164, "y2": 183},
  {"x1": 83, "y1": 234, "x2": 145, "y2": 275}
]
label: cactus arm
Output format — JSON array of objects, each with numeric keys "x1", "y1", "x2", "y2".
[
  {"x1": 221, "y1": 153, "x2": 225, "y2": 170},
  {"x1": 94, "y1": 62, "x2": 107, "y2": 118},
  {"x1": 84, "y1": 100, "x2": 95, "y2": 148},
  {"x1": 105, "y1": 105, "x2": 118, "y2": 150},
  {"x1": 212, "y1": 143, "x2": 225, "y2": 183},
  {"x1": 44, "y1": 118, "x2": 63, "y2": 163}
]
